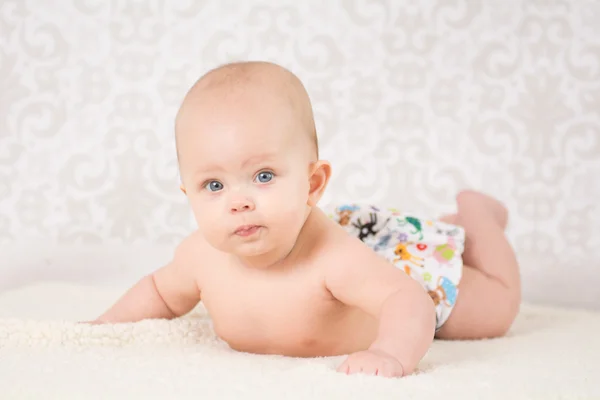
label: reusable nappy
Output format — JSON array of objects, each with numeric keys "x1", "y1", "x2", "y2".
[{"x1": 327, "y1": 204, "x2": 465, "y2": 331}]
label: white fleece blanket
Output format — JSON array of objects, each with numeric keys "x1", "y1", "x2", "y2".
[{"x1": 1, "y1": 282, "x2": 599, "y2": 400}]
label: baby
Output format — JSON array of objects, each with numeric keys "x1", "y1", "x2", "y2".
[{"x1": 88, "y1": 61, "x2": 521, "y2": 378}]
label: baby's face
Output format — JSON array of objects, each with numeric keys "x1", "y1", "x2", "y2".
[{"x1": 178, "y1": 89, "x2": 314, "y2": 260}]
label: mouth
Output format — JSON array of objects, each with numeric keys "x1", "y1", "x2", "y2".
[{"x1": 234, "y1": 225, "x2": 262, "y2": 237}]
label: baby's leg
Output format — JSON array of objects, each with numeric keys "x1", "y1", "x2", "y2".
[{"x1": 435, "y1": 190, "x2": 521, "y2": 340}]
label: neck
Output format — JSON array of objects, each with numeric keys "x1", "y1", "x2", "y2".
[{"x1": 235, "y1": 206, "x2": 320, "y2": 270}]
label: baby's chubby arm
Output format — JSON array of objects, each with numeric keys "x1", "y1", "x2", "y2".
[
  {"x1": 324, "y1": 234, "x2": 436, "y2": 377},
  {"x1": 89, "y1": 232, "x2": 203, "y2": 324}
]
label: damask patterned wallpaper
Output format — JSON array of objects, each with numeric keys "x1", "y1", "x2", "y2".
[{"x1": 0, "y1": 1, "x2": 599, "y2": 306}]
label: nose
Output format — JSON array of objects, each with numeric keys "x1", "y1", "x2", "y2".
[{"x1": 230, "y1": 196, "x2": 255, "y2": 213}]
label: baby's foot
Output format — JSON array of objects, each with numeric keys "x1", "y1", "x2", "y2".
[{"x1": 457, "y1": 190, "x2": 508, "y2": 229}]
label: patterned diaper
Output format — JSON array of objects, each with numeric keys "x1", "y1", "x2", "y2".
[{"x1": 326, "y1": 204, "x2": 466, "y2": 331}]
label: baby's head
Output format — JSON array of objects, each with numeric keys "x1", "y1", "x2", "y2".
[{"x1": 175, "y1": 61, "x2": 331, "y2": 264}]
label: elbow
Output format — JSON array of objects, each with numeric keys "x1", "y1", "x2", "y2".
[
  {"x1": 382, "y1": 286, "x2": 436, "y2": 332},
  {"x1": 150, "y1": 274, "x2": 179, "y2": 319},
  {"x1": 418, "y1": 288, "x2": 437, "y2": 337}
]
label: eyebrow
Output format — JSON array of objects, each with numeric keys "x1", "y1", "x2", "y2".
[
  {"x1": 240, "y1": 154, "x2": 277, "y2": 168},
  {"x1": 194, "y1": 153, "x2": 277, "y2": 177}
]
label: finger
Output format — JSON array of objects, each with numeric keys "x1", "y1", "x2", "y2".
[
  {"x1": 384, "y1": 363, "x2": 404, "y2": 378},
  {"x1": 385, "y1": 359, "x2": 404, "y2": 377},
  {"x1": 378, "y1": 363, "x2": 393, "y2": 378},
  {"x1": 348, "y1": 362, "x2": 362, "y2": 375},
  {"x1": 336, "y1": 359, "x2": 349, "y2": 374},
  {"x1": 393, "y1": 363, "x2": 405, "y2": 377},
  {"x1": 361, "y1": 364, "x2": 377, "y2": 376}
]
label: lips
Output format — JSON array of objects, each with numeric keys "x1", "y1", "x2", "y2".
[{"x1": 234, "y1": 225, "x2": 261, "y2": 237}]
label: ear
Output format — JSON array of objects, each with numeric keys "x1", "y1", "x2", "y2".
[
  {"x1": 307, "y1": 160, "x2": 332, "y2": 207},
  {"x1": 180, "y1": 184, "x2": 187, "y2": 195}
]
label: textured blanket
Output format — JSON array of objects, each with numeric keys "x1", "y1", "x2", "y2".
[{"x1": 1, "y1": 282, "x2": 599, "y2": 399}]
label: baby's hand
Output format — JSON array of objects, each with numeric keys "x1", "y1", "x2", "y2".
[{"x1": 336, "y1": 349, "x2": 404, "y2": 378}]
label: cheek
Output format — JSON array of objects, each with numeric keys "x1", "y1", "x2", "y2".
[
  {"x1": 260, "y1": 178, "x2": 308, "y2": 226},
  {"x1": 262, "y1": 177, "x2": 307, "y2": 206},
  {"x1": 190, "y1": 198, "x2": 227, "y2": 241}
]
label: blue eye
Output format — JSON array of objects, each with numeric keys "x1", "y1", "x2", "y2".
[
  {"x1": 205, "y1": 180, "x2": 223, "y2": 192},
  {"x1": 255, "y1": 171, "x2": 274, "y2": 183}
]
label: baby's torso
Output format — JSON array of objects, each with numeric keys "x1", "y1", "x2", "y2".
[{"x1": 190, "y1": 215, "x2": 378, "y2": 357}]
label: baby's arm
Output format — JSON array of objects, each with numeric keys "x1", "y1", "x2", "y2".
[
  {"x1": 324, "y1": 233, "x2": 436, "y2": 376},
  {"x1": 90, "y1": 233, "x2": 202, "y2": 324}
]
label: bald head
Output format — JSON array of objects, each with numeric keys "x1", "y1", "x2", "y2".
[{"x1": 175, "y1": 61, "x2": 318, "y2": 164}]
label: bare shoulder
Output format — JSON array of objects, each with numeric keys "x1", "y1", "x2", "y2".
[
  {"x1": 172, "y1": 229, "x2": 217, "y2": 286},
  {"x1": 318, "y1": 211, "x2": 423, "y2": 317},
  {"x1": 147, "y1": 230, "x2": 210, "y2": 316},
  {"x1": 321, "y1": 219, "x2": 400, "y2": 281},
  {"x1": 174, "y1": 229, "x2": 211, "y2": 261}
]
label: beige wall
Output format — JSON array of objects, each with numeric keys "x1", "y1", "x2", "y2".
[{"x1": 0, "y1": 0, "x2": 599, "y2": 308}]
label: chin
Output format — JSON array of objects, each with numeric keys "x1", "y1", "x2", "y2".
[{"x1": 233, "y1": 241, "x2": 273, "y2": 257}]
